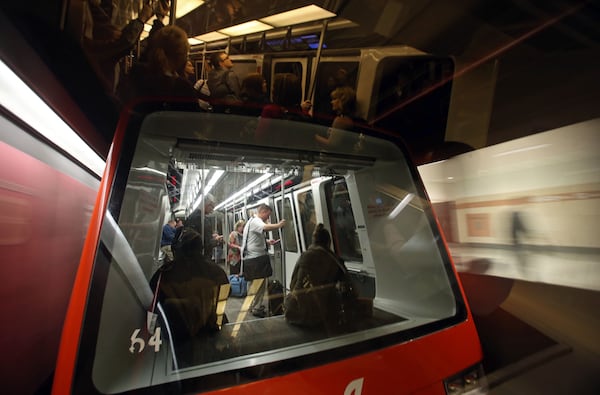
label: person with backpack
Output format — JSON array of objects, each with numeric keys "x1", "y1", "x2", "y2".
[{"x1": 207, "y1": 51, "x2": 241, "y2": 102}]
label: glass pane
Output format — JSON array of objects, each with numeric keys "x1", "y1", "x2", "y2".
[
  {"x1": 325, "y1": 180, "x2": 363, "y2": 263},
  {"x1": 296, "y1": 190, "x2": 316, "y2": 250},
  {"x1": 87, "y1": 111, "x2": 460, "y2": 393},
  {"x1": 313, "y1": 61, "x2": 359, "y2": 118},
  {"x1": 276, "y1": 197, "x2": 298, "y2": 253}
]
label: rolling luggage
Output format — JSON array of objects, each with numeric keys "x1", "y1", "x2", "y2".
[{"x1": 228, "y1": 274, "x2": 248, "y2": 297}]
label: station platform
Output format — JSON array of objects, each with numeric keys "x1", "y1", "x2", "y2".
[{"x1": 448, "y1": 243, "x2": 600, "y2": 292}]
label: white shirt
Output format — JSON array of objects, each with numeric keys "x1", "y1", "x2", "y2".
[{"x1": 241, "y1": 216, "x2": 268, "y2": 260}]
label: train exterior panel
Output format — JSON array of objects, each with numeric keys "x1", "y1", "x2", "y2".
[
  {"x1": 52, "y1": 104, "x2": 485, "y2": 394},
  {"x1": 0, "y1": 115, "x2": 99, "y2": 394}
]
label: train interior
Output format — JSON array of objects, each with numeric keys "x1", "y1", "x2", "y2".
[{"x1": 87, "y1": 109, "x2": 467, "y2": 391}]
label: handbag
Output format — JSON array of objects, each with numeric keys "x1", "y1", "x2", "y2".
[
  {"x1": 241, "y1": 254, "x2": 272, "y2": 281},
  {"x1": 284, "y1": 273, "x2": 329, "y2": 327}
]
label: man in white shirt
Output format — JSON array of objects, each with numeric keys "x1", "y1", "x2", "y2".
[{"x1": 241, "y1": 204, "x2": 285, "y2": 317}]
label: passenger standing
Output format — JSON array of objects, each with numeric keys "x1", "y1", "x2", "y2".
[
  {"x1": 185, "y1": 194, "x2": 224, "y2": 261},
  {"x1": 117, "y1": 25, "x2": 198, "y2": 106},
  {"x1": 227, "y1": 220, "x2": 245, "y2": 275},
  {"x1": 183, "y1": 59, "x2": 196, "y2": 85},
  {"x1": 239, "y1": 73, "x2": 270, "y2": 116},
  {"x1": 241, "y1": 204, "x2": 285, "y2": 317},
  {"x1": 207, "y1": 51, "x2": 241, "y2": 102},
  {"x1": 80, "y1": 1, "x2": 154, "y2": 94},
  {"x1": 160, "y1": 219, "x2": 177, "y2": 263}
]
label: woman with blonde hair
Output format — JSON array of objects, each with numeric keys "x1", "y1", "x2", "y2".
[{"x1": 315, "y1": 86, "x2": 360, "y2": 150}]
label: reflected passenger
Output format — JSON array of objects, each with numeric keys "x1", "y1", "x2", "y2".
[
  {"x1": 284, "y1": 224, "x2": 354, "y2": 329},
  {"x1": 117, "y1": 25, "x2": 198, "y2": 105},
  {"x1": 240, "y1": 73, "x2": 270, "y2": 116},
  {"x1": 255, "y1": 73, "x2": 312, "y2": 145},
  {"x1": 160, "y1": 219, "x2": 177, "y2": 263},
  {"x1": 227, "y1": 220, "x2": 245, "y2": 275},
  {"x1": 315, "y1": 86, "x2": 362, "y2": 151},
  {"x1": 149, "y1": 228, "x2": 229, "y2": 344}
]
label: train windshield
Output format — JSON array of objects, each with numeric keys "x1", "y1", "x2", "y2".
[{"x1": 82, "y1": 106, "x2": 466, "y2": 393}]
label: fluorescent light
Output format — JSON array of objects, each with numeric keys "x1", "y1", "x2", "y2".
[
  {"x1": 133, "y1": 167, "x2": 167, "y2": 177},
  {"x1": 388, "y1": 193, "x2": 415, "y2": 219},
  {"x1": 192, "y1": 169, "x2": 225, "y2": 210},
  {"x1": 214, "y1": 173, "x2": 274, "y2": 210},
  {"x1": 188, "y1": 37, "x2": 203, "y2": 45},
  {"x1": 194, "y1": 31, "x2": 230, "y2": 42},
  {"x1": 260, "y1": 4, "x2": 336, "y2": 27},
  {"x1": 0, "y1": 59, "x2": 105, "y2": 177},
  {"x1": 175, "y1": 0, "x2": 204, "y2": 18},
  {"x1": 218, "y1": 20, "x2": 273, "y2": 36}
]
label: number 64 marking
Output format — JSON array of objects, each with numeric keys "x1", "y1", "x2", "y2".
[{"x1": 129, "y1": 327, "x2": 162, "y2": 353}]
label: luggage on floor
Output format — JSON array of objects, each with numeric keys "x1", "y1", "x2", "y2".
[
  {"x1": 228, "y1": 274, "x2": 248, "y2": 297},
  {"x1": 267, "y1": 280, "x2": 284, "y2": 316}
]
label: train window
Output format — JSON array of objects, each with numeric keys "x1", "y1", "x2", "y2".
[
  {"x1": 276, "y1": 197, "x2": 299, "y2": 253},
  {"x1": 230, "y1": 58, "x2": 260, "y2": 85},
  {"x1": 312, "y1": 61, "x2": 359, "y2": 117},
  {"x1": 296, "y1": 189, "x2": 316, "y2": 250},
  {"x1": 273, "y1": 61, "x2": 303, "y2": 78},
  {"x1": 76, "y1": 107, "x2": 466, "y2": 394},
  {"x1": 325, "y1": 179, "x2": 363, "y2": 263},
  {"x1": 372, "y1": 57, "x2": 454, "y2": 153}
]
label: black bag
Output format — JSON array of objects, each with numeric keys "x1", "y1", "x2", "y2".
[
  {"x1": 242, "y1": 255, "x2": 272, "y2": 281},
  {"x1": 268, "y1": 280, "x2": 284, "y2": 316}
]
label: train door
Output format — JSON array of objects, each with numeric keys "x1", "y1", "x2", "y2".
[
  {"x1": 274, "y1": 193, "x2": 300, "y2": 289},
  {"x1": 229, "y1": 54, "x2": 264, "y2": 85},
  {"x1": 270, "y1": 57, "x2": 309, "y2": 101}
]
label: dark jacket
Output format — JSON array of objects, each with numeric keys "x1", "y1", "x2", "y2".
[
  {"x1": 150, "y1": 234, "x2": 228, "y2": 340},
  {"x1": 118, "y1": 62, "x2": 199, "y2": 106},
  {"x1": 285, "y1": 245, "x2": 346, "y2": 327}
]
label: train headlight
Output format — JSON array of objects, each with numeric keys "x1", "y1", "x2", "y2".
[{"x1": 444, "y1": 364, "x2": 488, "y2": 394}]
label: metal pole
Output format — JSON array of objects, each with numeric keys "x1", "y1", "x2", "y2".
[
  {"x1": 280, "y1": 170, "x2": 286, "y2": 290},
  {"x1": 308, "y1": 19, "x2": 329, "y2": 101}
]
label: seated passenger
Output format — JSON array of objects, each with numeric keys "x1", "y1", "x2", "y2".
[
  {"x1": 284, "y1": 224, "x2": 353, "y2": 329},
  {"x1": 254, "y1": 73, "x2": 312, "y2": 145},
  {"x1": 150, "y1": 228, "x2": 228, "y2": 343}
]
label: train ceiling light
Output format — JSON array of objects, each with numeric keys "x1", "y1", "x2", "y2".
[
  {"x1": 260, "y1": 4, "x2": 336, "y2": 27},
  {"x1": 218, "y1": 20, "x2": 274, "y2": 36},
  {"x1": 176, "y1": 0, "x2": 205, "y2": 18},
  {"x1": 189, "y1": 3, "x2": 337, "y2": 43},
  {"x1": 194, "y1": 31, "x2": 229, "y2": 42}
]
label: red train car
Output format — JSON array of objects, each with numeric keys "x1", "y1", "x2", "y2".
[{"x1": 52, "y1": 101, "x2": 486, "y2": 395}]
